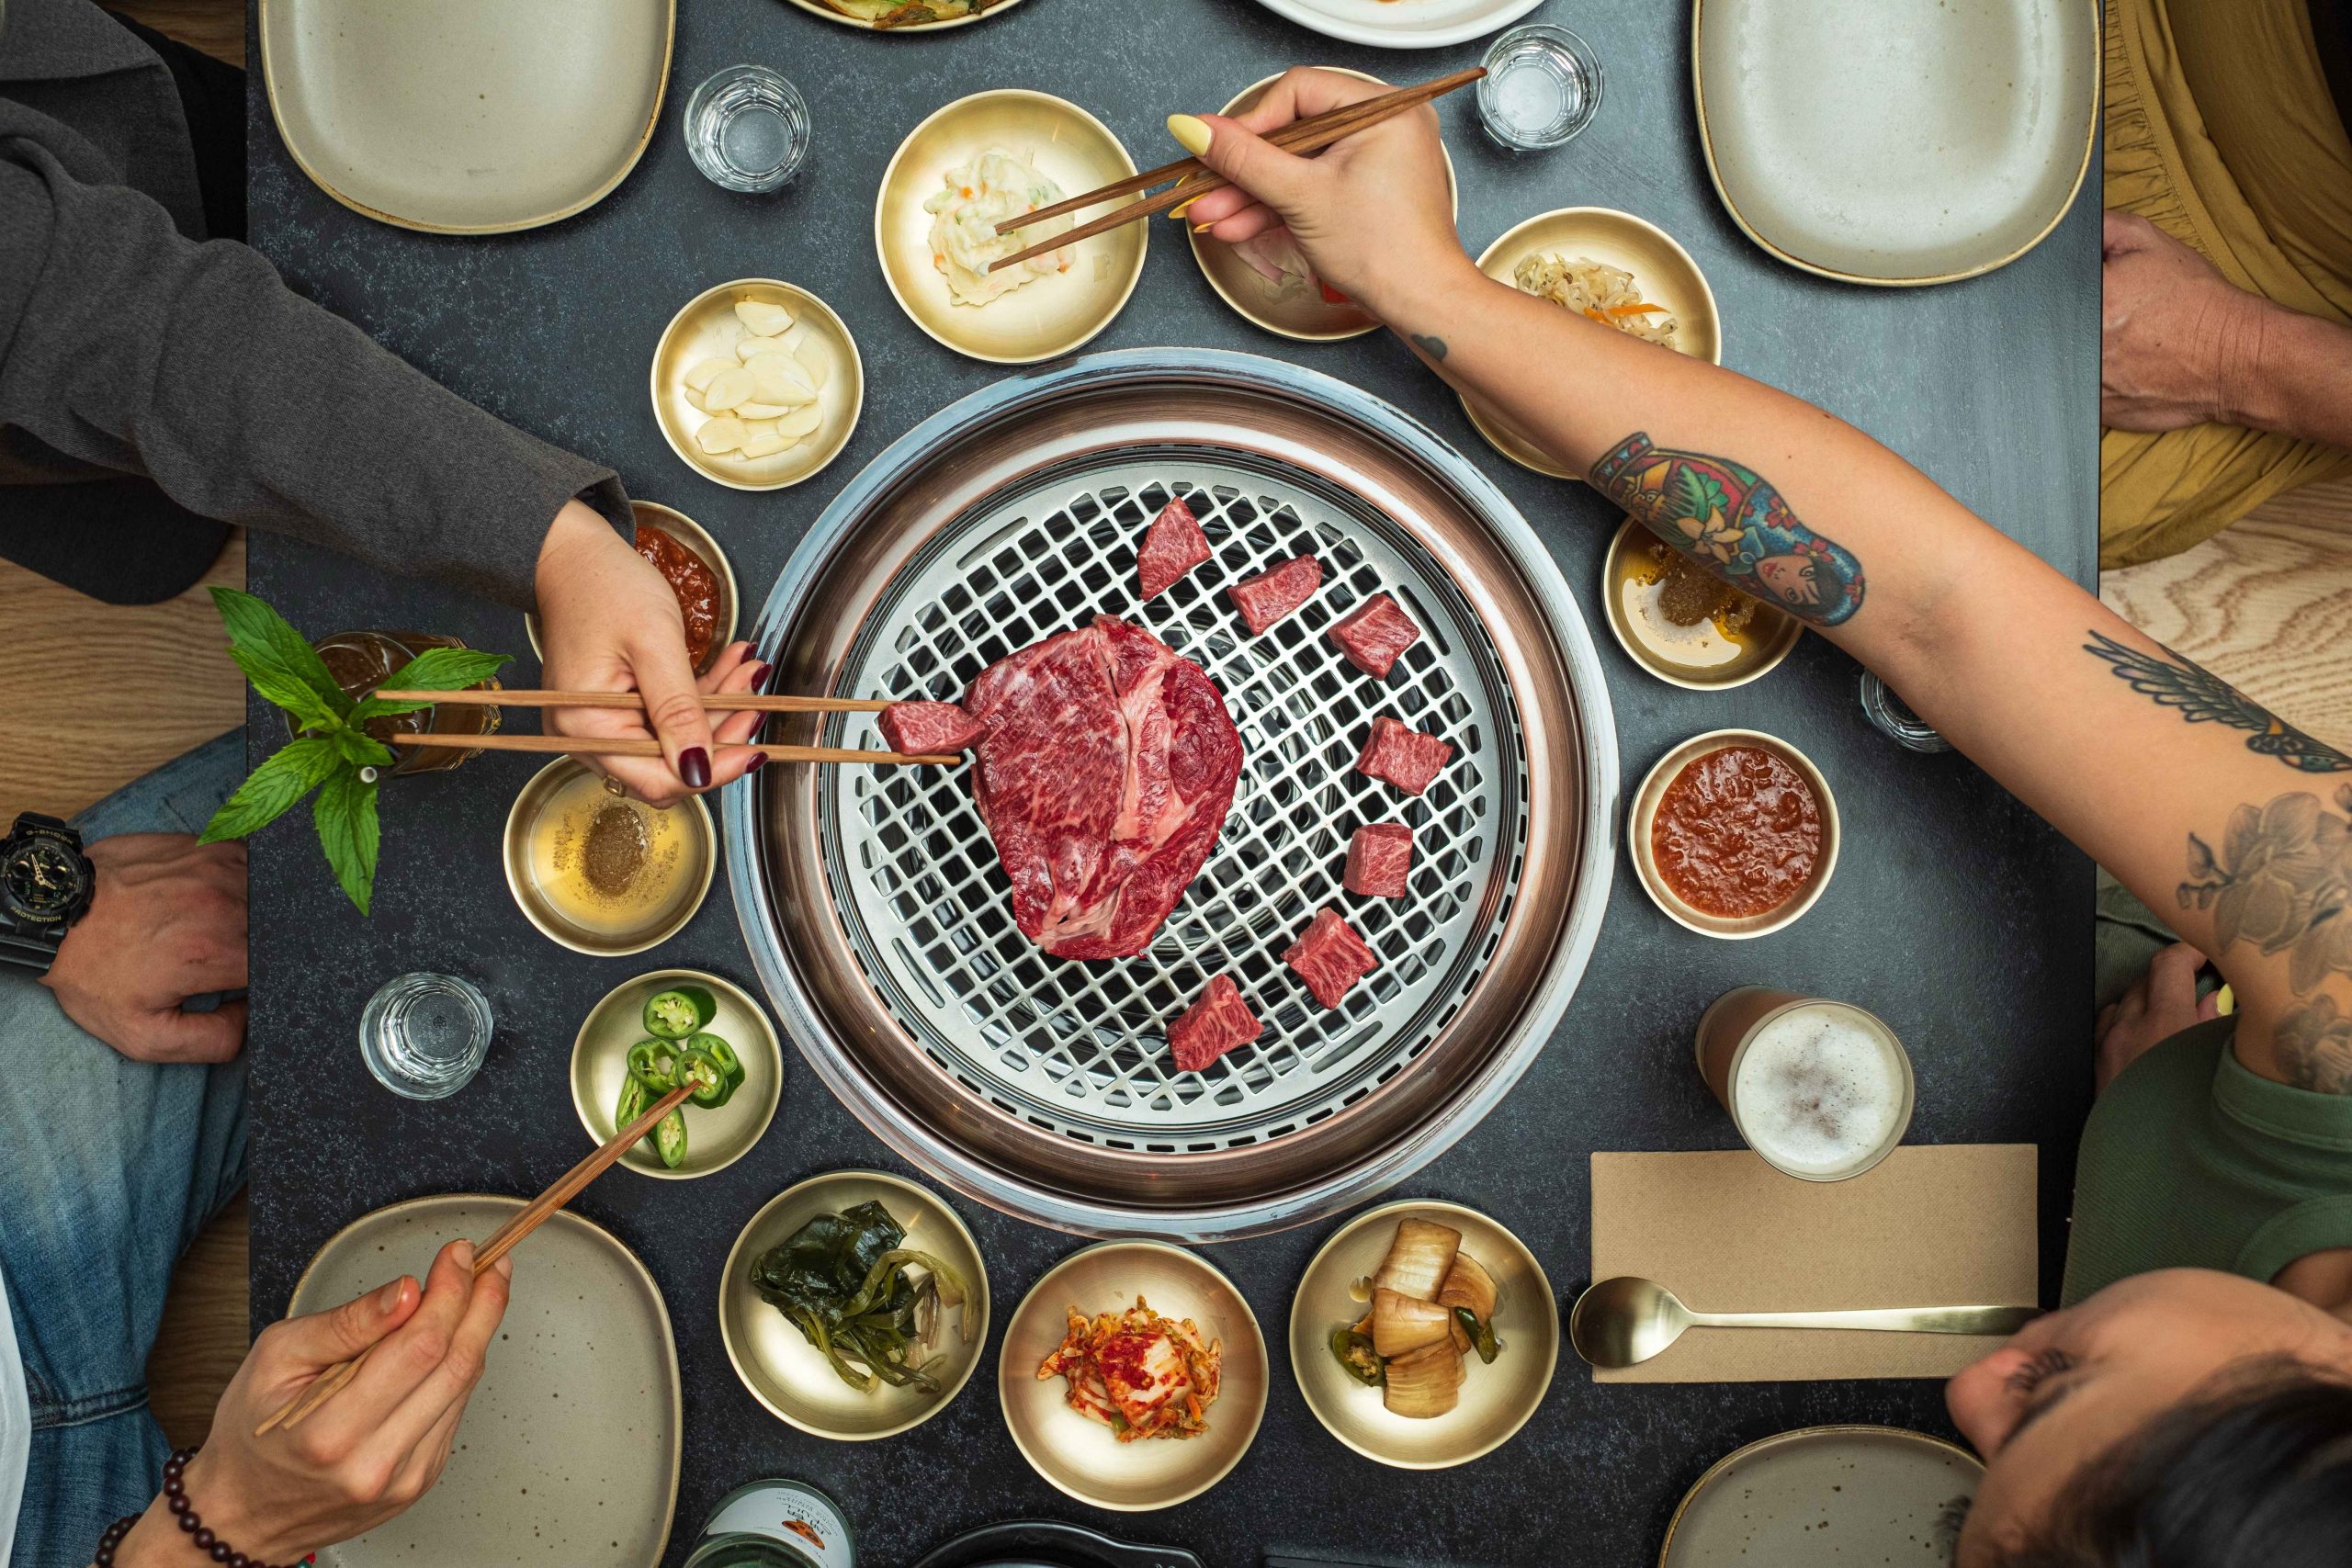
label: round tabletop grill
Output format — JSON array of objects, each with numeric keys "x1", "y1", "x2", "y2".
[{"x1": 724, "y1": 350, "x2": 1616, "y2": 1239}]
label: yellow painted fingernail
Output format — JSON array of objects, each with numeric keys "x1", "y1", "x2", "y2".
[
  {"x1": 1192, "y1": 221, "x2": 1216, "y2": 234},
  {"x1": 1169, "y1": 195, "x2": 1202, "y2": 220},
  {"x1": 1167, "y1": 114, "x2": 1212, "y2": 157}
]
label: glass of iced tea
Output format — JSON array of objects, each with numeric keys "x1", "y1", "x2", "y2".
[
  {"x1": 1693, "y1": 987, "x2": 1915, "y2": 1181},
  {"x1": 298, "y1": 629, "x2": 502, "y2": 776}
]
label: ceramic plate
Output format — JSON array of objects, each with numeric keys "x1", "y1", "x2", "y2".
[
  {"x1": 1000, "y1": 1242, "x2": 1268, "y2": 1510},
  {"x1": 1247, "y1": 0, "x2": 1544, "y2": 49},
  {"x1": 1661, "y1": 1426, "x2": 1982, "y2": 1565},
  {"x1": 1187, "y1": 70, "x2": 1459, "y2": 343},
  {"x1": 260, "y1": 0, "x2": 671, "y2": 233},
  {"x1": 526, "y1": 502, "x2": 738, "y2": 674},
  {"x1": 786, "y1": 0, "x2": 1030, "y2": 28},
  {"x1": 1290, "y1": 1200, "x2": 1558, "y2": 1469},
  {"x1": 570, "y1": 968, "x2": 783, "y2": 1179},
  {"x1": 719, "y1": 1170, "x2": 990, "y2": 1438},
  {"x1": 1693, "y1": 0, "x2": 2098, "y2": 284},
  {"x1": 650, "y1": 280, "x2": 865, "y2": 491},
  {"x1": 876, "y1": 91, "x2": 1147, "y2": 365},
  {"x1": 288, "y1": 1195, "x2": 680, "y2": 1567},
  {"x1": 1464, "y1": 208, "x2": 1721, "y2": 480}
]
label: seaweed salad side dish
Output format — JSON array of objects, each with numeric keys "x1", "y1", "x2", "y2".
[{"x1": 749, "y1": 1201, "x2": 973, "y2": 1393}]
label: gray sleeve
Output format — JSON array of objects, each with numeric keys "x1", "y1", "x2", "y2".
[{"x1": 0, "y1": 140, "x2": 631, "y2": 610}]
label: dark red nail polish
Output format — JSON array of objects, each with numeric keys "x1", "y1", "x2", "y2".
[
  {"x1": 752, "y1": 661, "x2": 775, "y2": 692},
  {"x1": 745, "y1": 751, "x2": 769, "y2": 773},
  {"x1": 679, "y1": 747, "x2": 711, "y2": 789}
]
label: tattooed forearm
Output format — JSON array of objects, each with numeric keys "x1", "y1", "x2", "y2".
[
  {"x1": 1589, "y1": 433, "x2": 1866, "y2": 626},
  {"x1": 1409, "y1": 333, "x2": 1447, "y2": 361},
  {"x1": 2181, "y1": 784, "x2": 2352, "y2": 1090},
  {"x1": 2086, "y1": 631, "x2": 2350, "y2": 773}
]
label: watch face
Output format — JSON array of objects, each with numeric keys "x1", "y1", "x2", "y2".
[{"x1": 3, "y1": 836, "x2": 86, "y2": 923}]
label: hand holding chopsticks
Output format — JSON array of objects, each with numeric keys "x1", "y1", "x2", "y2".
[
  {"x1": 371, "y1": 687, "x2": 961, "y2": 767},
  {"x1": 985, "y1": 67, "x2": 1484, "y2": 276},
  {"x1": 254, "y1": 1085, "x2": 694, "y2": 1438}
]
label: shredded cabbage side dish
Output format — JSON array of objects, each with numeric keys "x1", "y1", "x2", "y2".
[{"x1": 1511, "y1": 252, "x2": 1680, "y2": 348}]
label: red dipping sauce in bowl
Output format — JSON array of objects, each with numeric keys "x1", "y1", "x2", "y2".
[
  {"x1": 1650, "y1": 744, "x2": 1823, "y2": 919},
  {"x1": 636, "y1": 523, "x2": 720, "y2": 671}
]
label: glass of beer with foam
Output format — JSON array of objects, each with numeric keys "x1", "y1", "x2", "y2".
[{"x1": 1693, "y1": 987, "x2": 1915, "y2": 1181}]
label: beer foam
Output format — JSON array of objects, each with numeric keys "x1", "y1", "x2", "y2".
[{"x1": 1734, "y1": 1008, "x2": 1906, "y2": 1176}]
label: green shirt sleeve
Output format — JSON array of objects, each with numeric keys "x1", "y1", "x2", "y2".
[{"x1": 2062, "y1": 1017, "x2": 2352, "y2": 1305}]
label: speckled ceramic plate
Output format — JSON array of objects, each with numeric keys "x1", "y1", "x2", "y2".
[
  {"x1": 288, "y1": 1194, "x2": 680, "y2": 1568},
  {"x1": 1247, "y1": 0, "x2": 1544, "y2": 49},
  {"x1": 1693, "y1": 0, "x2": 2098, "y2": 284},
  {"x1": 1186, "y1": 69, "x2": 1459, "y2": 343},
  {"x1": 786, "y1": 0, "x2": 1030, "y2": 29},
  {"x1": 1660, "y1": 1425, "x2": 1981, "y2": 1565},
  {"x1": 260, "y1": 0, "x2": 672, "y2": 233},
  {"x1": 570, "y1": 968, "x2": 783, "y2": 1179}
]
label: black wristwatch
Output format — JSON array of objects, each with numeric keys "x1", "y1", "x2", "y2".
[{"x1": 1, "y1": 813, "x2": 96, "y2": 975}]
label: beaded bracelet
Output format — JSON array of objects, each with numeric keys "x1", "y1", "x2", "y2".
[{"x1": 91, "y1": 1450, "x2": 311, "y2": 1568}]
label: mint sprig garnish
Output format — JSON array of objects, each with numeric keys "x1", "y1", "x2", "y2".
[{"x1": 198, "y1": 587, "x2": 510, "y2": 914}]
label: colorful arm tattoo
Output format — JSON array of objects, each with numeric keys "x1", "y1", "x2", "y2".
[
  {"x1": 1589, "y1": 433, "x2": 1866, "y2": 626},
  {"x1": 2086, "y1": 631, "x2": 2349, "y2": 774}
]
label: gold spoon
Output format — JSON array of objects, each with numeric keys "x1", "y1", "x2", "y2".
[{"x1": 1568, "y1": 1276, "x2": 2036, "y2": 1370}]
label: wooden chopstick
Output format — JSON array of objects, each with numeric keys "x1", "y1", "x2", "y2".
[
  {"x1": 997, "y1": 67, "x2": 1484, "y2": 235},
  {"x1": 255, "y1": 1085, "x2": 694, "y2": 1438},
  {"x1": 986, "y1": 67, "x2": 1484, "y2": 274},
  {"x1": 371, "y1": 688, "x2": 893, "y2": 715},
  {"x1": 386, "y1": 733, "x2": 958, "y2": 764}
]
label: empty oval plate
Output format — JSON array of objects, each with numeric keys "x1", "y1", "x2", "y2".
[
  {"x1": 288, "y1": 1194, "x2": 681, "y2": 1567},
  {"x1": 1693, "y1": 0, "x2": 2097, "y2": 283},
  {"x1": 1661, "y1": 1425, "x2": 1982, "y2": 1565}
]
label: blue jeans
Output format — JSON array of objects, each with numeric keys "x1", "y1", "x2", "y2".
[{"x1": 0, "y1": 733, "x2": 247, "y2": 1568}]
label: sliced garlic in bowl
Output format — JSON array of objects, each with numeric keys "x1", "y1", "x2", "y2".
[{"x1": 650, "y1": 279, "x2": 865, "y2": 491}]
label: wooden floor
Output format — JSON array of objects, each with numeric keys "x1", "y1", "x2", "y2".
[{"x1": 16, "y1": 0, "x2": 2352, "y2": 1472}]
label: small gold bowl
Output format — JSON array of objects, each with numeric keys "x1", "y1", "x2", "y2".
[
  {"x1": 1601, "y1": 518, "x2": 1800, "y2": 691},
  {"x1": 1290, "y1": 1199, "x2": 1558, "y2": 1470},
  {"x1": 1186, "y1": 69, "x2": 1458, "y2": 343},
  {"x1": 526, "y1": 501, "x2": 738, "y2": 676},
  {"x1": 718, "y1": 1170, "x2": 991, "y2": 1440},
  {"x1": 650, "y1": 278, "x2": 864, "y2": 491},
  {"x1": 999, "y1": 1241, "x2": 1268, "y2": 1511},
  {"x1": 502, "y1": 757, "x2": 715, "y2": 955},
  {"x1": 568, "y1": 967, "x2": 782, "y2": 1179},
  {"x1": 1628, "y1": 728, "x2": 1841, "y2": 940},
  {"x1": 876, "y1": 90, "x2": 1147, "y2": 365},
  {"x1": 1463, "y1": 208, "x2": 1722, "y2": 480}
]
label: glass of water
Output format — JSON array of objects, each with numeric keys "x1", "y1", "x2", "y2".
[
  {"x1": 359, "y1": 972, "x2": 492, "y2": 1100},
  {"x1": 684, "y1": 64, "x2": 812, "y2": 193},
  {"x1": 1477, "y1": 24, "x2": 1606, "y2": 153}
]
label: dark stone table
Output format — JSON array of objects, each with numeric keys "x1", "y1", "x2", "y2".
[{"x1": 243, "y1": 2, "x2": 2098, "y2": 1563}]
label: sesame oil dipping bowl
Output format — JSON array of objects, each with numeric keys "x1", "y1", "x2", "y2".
[
  {"x1": 1629, "y1": 729, "x2": 1839, "y2": 940},
  {"x1": 503, "y1": 757, "x2": 715, "y2": 956},
  {"x1": 1602, "y1": 517, "x2": 1800, "y2": 691}
]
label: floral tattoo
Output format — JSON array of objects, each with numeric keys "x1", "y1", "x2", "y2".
[
  {"x1": 2180, "y1": 783, "x2": 2352, "y2": 1092},
  {"x1": 1590, "y1": 433, "x2": 1865, "y2": 626},
  {"x1": 2086, "y1": 632, "x2": 2349, "y2": 774}
]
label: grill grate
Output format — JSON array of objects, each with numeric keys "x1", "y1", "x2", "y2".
[{"x1": 819, "y1": 454, "x2": 1527, "y2": 1154}]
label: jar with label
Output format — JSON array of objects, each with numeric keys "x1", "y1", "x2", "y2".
[{"x1": 683, "y1": 1480, "x2": 855, "y2": 1568}]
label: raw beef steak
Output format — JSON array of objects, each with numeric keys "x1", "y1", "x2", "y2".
[
  {"x1": 1136, "y1": 496, "x2": 1211, "y2": 600},
  {"x1": 1329, "y1": 592, "x2": 1421, "y2": 677},
  {"x1": 1343, "y1": 823, "x2": 1414, "y2": 898},
  {"x1": 965, "y1": 615, "x2": 1243, "y2": 959},
  {"x1": 1227, "y1": 554, "x2": 1322, "y2": 635},
  {"x1": 880, "y1": 700, "x2": 987, "y2": 755},
  {"x1": 1166, "y1": 974, "x2": 1262, "y2": 1072},
  {"x1": 1283, "y1": 908, "x2": 1378, "y2": 1010},
  {"x1": 1353, "y1": 716, "x2": 1453, "y2": 796}
]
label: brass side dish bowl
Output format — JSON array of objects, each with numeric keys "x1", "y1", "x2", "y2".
[
  {"x1": 650, "y1": 278, "x2": 865, "y2": 491},
  {"x1": 718, "y1": 1169, "x2": 991, "y2": 1440},
  {"x1": 876, "y1": 90, "x2": 1147, "y2": 364},
  {"x1": 1601, "y1": 517, "x2": 1799, "y2": 691},
  {"x1": 1628, "y1": 728, "x2": 1841, "y2": 940},
  {"x1": 526, "y1": 501, "x2": 737, "y2": 675},
  {"x1": 1187, "y1": 69, "x2": 1459, "y2": 343},
  {"x1": 999, "y1": 1241, "x2": 1269, "y2": 1510},
  {"x1": 503, "y1": 757, "x2": 715, "y2": 956},
  {"x1": 1290, "y1": 1199, "x2": 1558, "y2": 1469},
  {"x1": 569, "y1": 967, "x2": 783, "y2": 1179},
  {"x1": 1464, "y1": 208, "x2": 1721, "y2": 479}
]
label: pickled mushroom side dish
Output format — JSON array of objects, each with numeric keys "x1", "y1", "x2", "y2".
[{"x1": 1329, "y1": 1217, "x2": 1503, "y2": 1419}]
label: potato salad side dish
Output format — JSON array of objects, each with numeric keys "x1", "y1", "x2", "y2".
[{"x1": 924, "y1": 148, "x2": 1073, "y2": 307}]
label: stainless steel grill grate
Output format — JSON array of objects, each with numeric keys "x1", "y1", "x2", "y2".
[{"x1": 820, "y1": 456, "x2": 1527, "y2": 1153}]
